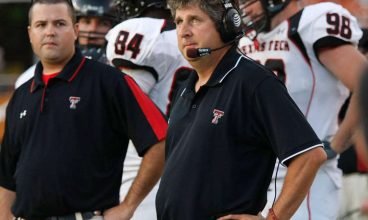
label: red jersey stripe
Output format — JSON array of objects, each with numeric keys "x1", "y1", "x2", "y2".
[{"x1": 124, "y1": 75, "x2": 167, "y2": 140}]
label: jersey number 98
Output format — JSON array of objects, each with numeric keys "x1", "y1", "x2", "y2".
[{"x1": 326, "y1": 13, "x2": 352, "y2": 39}]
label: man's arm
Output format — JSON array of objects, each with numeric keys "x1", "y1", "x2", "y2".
[
  {"x1": 0, "y1": 186, "x2": 15, "y2": 220},
  {"x1": 268, "y1": 147, "x2": 326, "y2": 219},
  {"x1": 318, "y1": 44, "x2": 368, "y2": 153},
  {"x1": 103, "y1": 140, "x2": 165, "y2": 220}
]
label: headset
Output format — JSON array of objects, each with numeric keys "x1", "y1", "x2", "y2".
[
  {"x1": 219, "y1": 0, "x2": 244, "y2": 43},
  {"x1": 186, "y1": 0, "x2": 244, "y2": 58}
]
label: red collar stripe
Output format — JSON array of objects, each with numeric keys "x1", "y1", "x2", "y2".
[{"x1": 68, "y1": 57, "x2": 86, "y2": 82}]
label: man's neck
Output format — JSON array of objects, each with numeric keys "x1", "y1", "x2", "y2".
[
  {"x1": 191, "y1": 46, "x2": 230, "y2": 92},
  {"x1": 42, "y1": 65, "x2": 63, "y2": 75},
  {"x1": 41, "y1": 56, "x2": 73, "y2": 75},
  {"x1": 271, "y1": 1, "x2": 302, "y2": 29}
]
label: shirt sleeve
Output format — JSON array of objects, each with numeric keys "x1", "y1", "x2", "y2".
[
  {"x1": 0, "y1": 96, "x2": 19, "y2": 191},
  {"x1": 253, "y1": 76, "x2": 322, "y2": 166},
  {"x1": 300, "y1": 3, "x2": 362, "y2": 51},
  {"x1": 112, "y1": 74, "x2": 167, "y2": 156}
]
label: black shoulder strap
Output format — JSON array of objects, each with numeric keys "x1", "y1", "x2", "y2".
[{"x1": 288, "y1": 9, "x2": 311, "y2": 65}]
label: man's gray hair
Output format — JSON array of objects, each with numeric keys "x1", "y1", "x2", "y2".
[{"x1": 167, "y1": 0, "x2": 225, "y2": 32}]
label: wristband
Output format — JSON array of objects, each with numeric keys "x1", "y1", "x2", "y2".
[
  {"x1": 268, "y1": 208, "x2": 279, "y2": 220},
  {"x1": 322, "y1": 140, "x2": 338, "y2": 159}
]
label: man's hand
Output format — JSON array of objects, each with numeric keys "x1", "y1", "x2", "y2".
[
  {"x1": 362, "y1": 199, "x2": 368, "y2": 215},
  {"x1": 0, "y1": 187, "x2": 15, "y2": 220},
  {"x1": 103, "y1": 202, "x2": 135, "y2": 220},
  {"x1": 103, "y1": 140, "x2": 165, "y2": 220},
  {"x1": 217, "y1": 213, "x2": 265, "y2": 220}
]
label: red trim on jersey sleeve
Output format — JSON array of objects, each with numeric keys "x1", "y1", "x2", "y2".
[
  {"x1": 124, "y1": 75, "x2": 167, "y2": 140},
  {"x1": 357, "y1": 154, "x2": 368, "y2": 172},
  {"x1": 160, "y1": 19, "x2": 167, "y2": 32}
]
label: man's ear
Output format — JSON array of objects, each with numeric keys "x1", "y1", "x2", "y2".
[
  {"x1": 28, "y1": 25, "x2": 32, "y2": 43},
  {"x1": 74, "y1": 23, "x2": 79, "y2": 41}
]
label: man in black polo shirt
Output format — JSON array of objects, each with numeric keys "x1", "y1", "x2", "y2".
[
  {"x1": 155, "y1": 0, "x2": 327, "y2": 219},
  {"x1": 0, "y1": 0, "x2": 167, "y2": 219}
]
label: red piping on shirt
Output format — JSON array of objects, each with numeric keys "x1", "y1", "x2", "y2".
[
  {"x1": 124, "y1": 75, "x2": 167, "y2": 140},
  {"x1": 68, "y1": 57, "x2": 86, "y2": 82},
  {"x1": 30, "y1": 79, "x2": 35, "y2": 93},
  {"x1": 40, "y1": 85, "x2": 47, "y2": 112}
]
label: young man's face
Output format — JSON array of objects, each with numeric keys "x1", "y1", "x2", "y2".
[
  {"x1": 238, "y1": 0, "x2": 265, "y2": 26},
  {"x1": 78, "y1": 16, "x2": 113, "y2": 47},
  {"x1": 28, "y1": 3, "x2": 78, "y2": 66},
  {"x1": 174, "y1": 3, "x2": 223, "y2": 60}
]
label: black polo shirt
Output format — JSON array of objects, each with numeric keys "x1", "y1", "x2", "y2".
[
  {"x1": 0, "y1": 49, "x2": 167, "y2": 218},
  {"x1": 156, "y1": 47, "x2": 322, "y2": 219}
]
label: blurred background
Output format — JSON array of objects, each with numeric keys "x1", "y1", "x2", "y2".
[{"x1": 0, "y1": 0, "x2": 34, "y2": 141}]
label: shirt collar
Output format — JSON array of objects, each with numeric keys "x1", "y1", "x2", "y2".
[
  {"x1": 205, "y1": 46, "x2": 242, "y2": 87},
  {"x1": 31, "y1": 48, "x2": 86, "y2": 93}
]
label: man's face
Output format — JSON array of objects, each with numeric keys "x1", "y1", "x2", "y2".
[
  {"x1": 28, "y1": 3, "x2": 78, "y2": 65},
  {"x1": 239, "y1": 0, "x2": 264, "y2": 24},
  {"x1": 174, "y1": 4, "x2": 223, "y2": 60},
  {"x1": 78, "y1": 16, "x2": 113, "y2": 47}
]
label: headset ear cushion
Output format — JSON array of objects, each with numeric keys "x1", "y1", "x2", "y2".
[{"x1": 220, "y1": 7, "x2": 243, "y2": 43}]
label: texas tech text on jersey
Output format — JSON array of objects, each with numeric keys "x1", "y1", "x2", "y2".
[{"x1": 239, "y1": 40, "x2": 290, "y2": 54}]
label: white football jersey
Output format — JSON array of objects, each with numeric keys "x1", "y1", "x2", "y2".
[
  {"x1": 239, "y1": 2, "x2": 362, "y2": 179},
  {"x1": 106, "y1": 17, "x2": 192, "y2": 219},
  {"x1": 106, "y1": 17, "x2": 192, "y2": 114},
  {"x1": 239, "y1": 2, "x2": 361, "y2": 141}
]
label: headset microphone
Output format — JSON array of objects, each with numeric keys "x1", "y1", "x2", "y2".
[
  {"x1": 186, "y1": 48, "x2": 213, "y2": 59},
  {"x1": 185, "y1": 35, "x2": 244, "y2": 59}
]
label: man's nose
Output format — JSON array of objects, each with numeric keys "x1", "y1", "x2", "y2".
[
  {"x1": 88, "y1": 19, "x2": 99, "y2": 31},
  {"x1": 177, "y1": 22, "x2": 192, "y2": 38},
  {"x1": 45, "y1": 24, "x2": 56, "y2": 36}
]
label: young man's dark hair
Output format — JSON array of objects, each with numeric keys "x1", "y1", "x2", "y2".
[{"x1": 29, "y1": 0, "x2": 77, "y2": 24}]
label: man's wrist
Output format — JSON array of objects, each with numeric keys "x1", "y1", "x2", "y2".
[{"x1": 266, "y1": 208, "x2": 279, "y2": 220}]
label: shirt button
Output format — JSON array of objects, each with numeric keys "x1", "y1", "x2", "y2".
[{"x1": 192, "y1": 104, "x2": 197, "y2": 109}]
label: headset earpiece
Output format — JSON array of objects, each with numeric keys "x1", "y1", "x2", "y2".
[{"x1": 219, "y1": 0, "x2": 243, "y2": 43}]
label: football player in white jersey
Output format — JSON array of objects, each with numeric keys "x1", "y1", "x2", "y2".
[
  {"x1": 105, "y1": 1, "x2": 193, "y2": 219},
  {"x1": 237, "y1": 0, "x2": 368, "y2": 219}
]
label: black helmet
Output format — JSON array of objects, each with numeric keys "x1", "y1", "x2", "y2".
[
  {"x1": 72, "y1": 0, "x2": 117, "y2": 62},
  {"x1": 239, "y1": 0, "x2": 291, "y2": 39},
  {"x1": 72, "y1": 0, "x2": 118, "y2": 22},
  {"x1": 260, "y1": 0, "x2": 291, "y2": 17},
  {"x1": 115, "y1": 0, "x2": 167, "y2": 20}
]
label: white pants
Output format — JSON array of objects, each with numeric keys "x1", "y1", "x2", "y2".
[
  {"x1": 120, "y1": 142, "x2": 158, "y2": 219},
  {"x1": 262, "y1": 161, "x2": 342, "y2": 220},
  {"x1": 338, "y1": 173, "x2": 368, "y2": 220}
]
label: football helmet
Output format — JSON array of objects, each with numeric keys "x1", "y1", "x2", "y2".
[
  {"x1": 72, "y1": 0, "x2": 117, "y2": 62},
  {"x1": 73, "y1": 0, "x2": 118, "y2": 21},
  {"x1": 115, "y1": 0, "x2": 167, "y2": 20},
  {"x1": 239, "y1": 0, "x2": 291, "y2": 39}
]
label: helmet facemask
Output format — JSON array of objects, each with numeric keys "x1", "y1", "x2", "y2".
[
  {"x1": 239, "y1": 0, "x2": 269, "y2": 40},
  {"x1": 115, "y1": 0, "x2": 167, "y2": 20},
  {"x1": 72, "y1": 0, "x2": 117, "y2": 58},
  {"x1": 239, "y1": 0, "x2": 291, "y2": 40}
]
